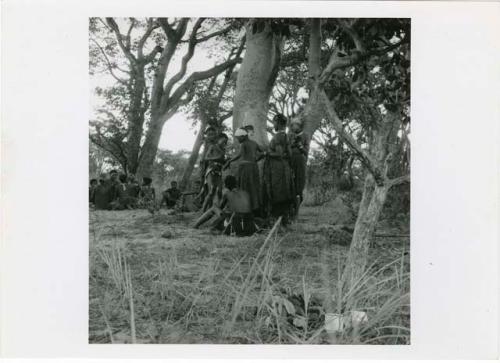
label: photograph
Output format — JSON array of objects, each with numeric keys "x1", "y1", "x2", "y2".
[{"x1": 88, "y1": 17, "x2": 411, "y2": 345}]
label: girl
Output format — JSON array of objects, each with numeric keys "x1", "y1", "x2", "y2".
[
  {"x1": 224, "y1": 128, "x2": 263, "y2": 214},
  {"x1": 262, "y1": 114, "x2": 295, "y2": 225},
  {"x1": 289, "y1": 118, "x2": 309, "y2": 213}
]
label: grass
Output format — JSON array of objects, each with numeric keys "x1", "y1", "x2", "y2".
[{"x1": 89, "y1": 202, "x2": 410, "y2": 344}]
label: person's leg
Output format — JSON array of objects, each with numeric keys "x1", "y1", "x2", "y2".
[
  {"x1": 242, "y1": 213, "x2": 256, "y2": 236},
  {"x1": 194, "y1": 207, "x2": 216, "y2": 228},
  {"x1": 232, "y1": 213, "x2": 244, "y2": 236}
]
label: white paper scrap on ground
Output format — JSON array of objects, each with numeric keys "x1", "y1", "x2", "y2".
[{"x1": 324, "y1": 311, "x2": 368, "y2": 333}]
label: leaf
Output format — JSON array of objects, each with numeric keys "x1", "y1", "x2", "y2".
[
  {"x1": 281, "y1": 297, "x2": 296, "y2": 315},
  {"x1": 292, "y1": 316, "x2": 307, "y2": 329}
]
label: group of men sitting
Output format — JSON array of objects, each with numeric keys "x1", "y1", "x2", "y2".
[{"x1": 89, "y1": 170, "x2": 188, "y2": 212}]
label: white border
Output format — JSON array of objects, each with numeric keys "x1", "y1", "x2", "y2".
[{"x1": 1, "y1": 0, "x2": 499, "y2": 359}]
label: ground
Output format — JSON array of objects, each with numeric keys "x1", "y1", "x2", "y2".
[{"x1": 89, "y1": 199, "x2": 410, "y2": 344}]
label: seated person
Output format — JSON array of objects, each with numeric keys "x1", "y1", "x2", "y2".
[
  {"x1": 125, "y1": 175, "x2": 141, "y2": 208},
  {"x1": 111, "y1": 174, "x2": 138, "y2": 210},
  {"x1": 194, "y1": 175, "x2": 256, "y2": 237},
  {"x1": 94, "y1": 176, "x2": 111, "y2": 210},
  {"x1": 160, "y1": 181, "x2": 182, "y2": 209},
  {"x1": 89, "y1": 178, "x2": 98, "y2": 206},
  {"x1": 139, "y1": 177, "x2": 156, "y2": 208}
]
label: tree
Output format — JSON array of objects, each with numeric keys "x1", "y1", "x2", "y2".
[
  {"x1": 232, "y1": 19, "x2": 288, "y2": 145},
  {"x1": 299, "y1": 18, "x2": 411, "y2": 288},
  {"x1": 89, "y1": 17, "x2": 241, "y2": 177},
  {"x1": 178, "y1": 39, "x2": 244, "y2": 190}
]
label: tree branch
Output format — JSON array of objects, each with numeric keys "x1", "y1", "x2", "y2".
[
  {"x1": 386, "y1": 174, "x2": 410, "y2": 188},
  {"x1": 149, "y1": 20, "x2": 189, "y2": 118},
  {"x1": 165, "y1": 56, "x2": 241, "y2": 114},
  {"x1": 196, "y1": 23, "x2": 234, "y2": 42},
  {"x1": 337, "y1": 19, "x2": 365, "y2": 52},
  {"x1": 319, "y1": 36, "x2": 408, "y2": 84},
  {"x1": 319, "y1": 88, "x2": 385, "y2": 184},
  {"x1": 90, "y1": 38, "x2": 128, "y2": 85},
  {"x1": 125, "y1": 18, "x2": 136, "y2": 49},
  {"x1": 162, "y1": 18, "x2": 205, "y2": 100},
  {"x1": 105, "y1": 17, "x2": 137, "y2": 65},
  {"x1": 137, "y1": 18, "x2": 157, "y2": 59}
]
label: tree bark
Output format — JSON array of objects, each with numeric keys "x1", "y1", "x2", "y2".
[
  {"x1": 125, "y1": 66, "x2": 147, "y2": 174},
  {"x1": 342, "y1": 182, "x2": 389, "y2": 288},
  {"x1": 179, "y1": 119, "x2": 206, "y2": 190},
  {"x1": 233, "y1": 20, "x2": 281, "y2": 146},
  {"x1": 135, "y1": 114, "x2": 171, "y2": 178}
]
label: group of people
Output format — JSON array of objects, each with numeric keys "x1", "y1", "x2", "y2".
[
  {"x1": 194, "y1": 113, "x2": 309, "y2": 236},
  {"x1": 89, "y1": 171, "x2": 185, "y2": 211},
  {"x1": 89, "y1": 112, "x2": 309, "y2": 237}
]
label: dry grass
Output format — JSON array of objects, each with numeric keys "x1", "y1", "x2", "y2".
[{"x1": 89, "y1": 204, "x2": 410, "y2": 344}]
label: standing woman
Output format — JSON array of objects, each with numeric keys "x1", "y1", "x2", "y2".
[
  {"x1": 224, "y1": 128, "x2": 264, "y2": 214},
  {"x1": 289, "y1": 118, "x2": 309, "y2": 215},
  {"x1": 262, "y1": 113, "x2": 295, "y2": 226}
]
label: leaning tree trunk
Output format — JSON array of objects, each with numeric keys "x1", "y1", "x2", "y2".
[
  {"x1": 179, "y1": 120, "x2": 206, "y2": 190},
  {"x1": 233, "y1": 20, "x2": 281, "y2": 146},
  {"x1": 135, "y1": 113, "x2": 172, "y2": 179},
  {"x1": 342, "y1": 180, "x2": 389, "y2": 287},
  {"x1": 341, "y1": 112, "x2": 401, "y2": 287}
]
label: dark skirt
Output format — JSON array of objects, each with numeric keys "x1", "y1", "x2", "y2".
[
  {"x1": 263, "y1": 157, "x2": 294, "y2": 206},
  {"x1": 290, "y1": 153, "x2": 307, "y2": 199},
  {"x1": 238, "y1": 161, "x2": 261, "y2": 211}
]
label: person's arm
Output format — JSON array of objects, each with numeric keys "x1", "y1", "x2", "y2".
[
  {"x1": 220, "y1": 192, "x2": 228, "y2": 211},
  {"x1": 254, "y1": 141, "x2": 266, "y2": 161},
  {"x1": 223, "y1": 147, "x2": 241, "y2": 169},
  {"x1": 267, "y1": 143, "x2": 284, "y2": 158}
]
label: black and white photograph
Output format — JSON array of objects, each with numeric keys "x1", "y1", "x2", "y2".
[
  {"x1": 88, "y1": 17, "x2": 411, "y2": 345},
  {"x1": 1, "y1": 0, "x2": 499, "y2": 360}
]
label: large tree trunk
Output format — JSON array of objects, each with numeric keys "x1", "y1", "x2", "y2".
[
  {"x1": 179, "y1": 120, "x2": 206, "y2": 190},
  {"x1": 233, "y1": 20, "x2": 281, "y2": 146},
  {"x1": 302, "y1": 19, "x2": 324, "y2": 142},
  {"x1": 135, "y1": 114, "x2": 171, "y2": 179},
  {"x1": 125, "y1": 67, "x2": 147, "y2": 174}
]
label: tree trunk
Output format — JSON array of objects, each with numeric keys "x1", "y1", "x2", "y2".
[
  {"x1": 179, "y1": 120, "x2": 206, "y2": 190},
  {"x1": 301, "y1": 19, "x2": 324, "y2": 145},
  {"x1": 233, "y1": 20, "x2": 281, "y2": 146},
  {"x1": 342, "y1": 180, "x2": 388, "y2": 287},
  {"x1": 135, "y1": 115, "x2": 168, "y2": 179},
  {"x1": 125, "y1": 67, "x2": 147, "y2": 174}
]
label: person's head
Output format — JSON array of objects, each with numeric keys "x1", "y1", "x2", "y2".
[
  {"x1": 290, "y1": 118, "x2": 303, "y2": 133},
  {"x1": 109, "y1": 170, "x2": 119, "y2": 181},
  {"x1": 99, "y1": 179, "x2": 105, "y2": 185},
  {"x1": 119, "y1": 174, "x2": 128, "y2": 184},
  {"x1": 90, "y1": 179, "x2": 98, "y2": 187},
  {"x1": 272, "y1": 113, "x2": 288, "y2": 131},
  {"x1": 217, "y1": 133, "x2": 229, "y2": 147},
  {"x1": 224, "y1": 175, "x2": 237, "y2": 191},
  {"x1": 243, "y1": 124, "x2": 255, "y2": 137},
  {"x1": 204, "y1": 126, "x2": 217, "y2": 142},
  {"x1": 142, "y1": 177, "x2": 152, "y2": 186},
  {"x1": 234, "y1": 128, "x2": 248, "y2": 143},
  {"x1": 170, "y1": 181, "x2": 178, "y2": 189}
]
